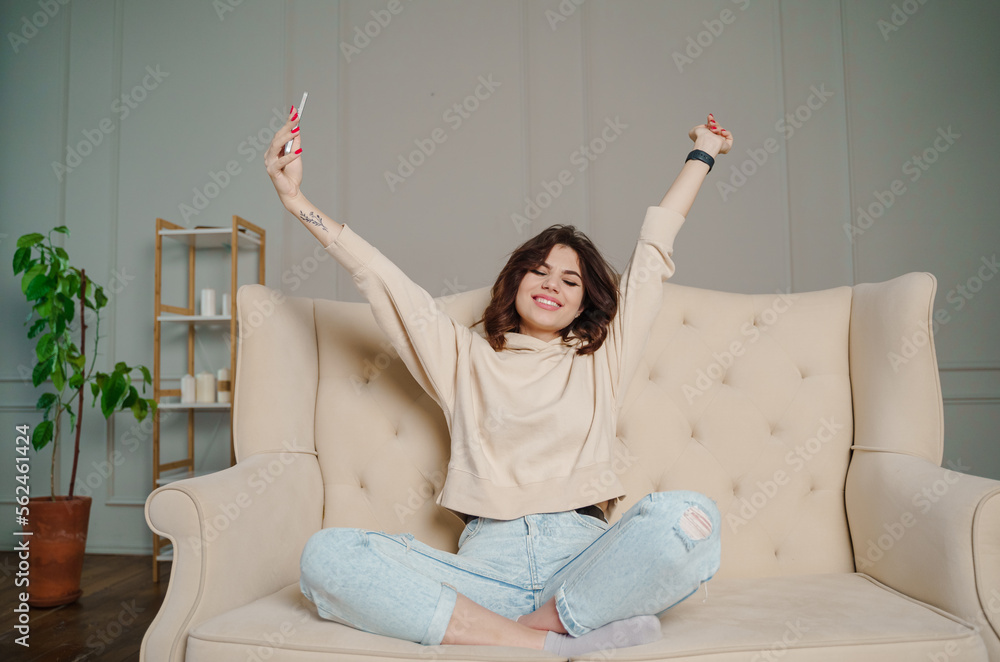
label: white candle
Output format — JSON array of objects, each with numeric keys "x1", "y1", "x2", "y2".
[
  {"x1": 195, "y1": 371, "x2": 216, "y2": 403},
  {"x1": 216, "y1": 368, "x2": 231, "y2": 403},
  {"x1": 180, "y1": 374, "x2": 196, "y2": 403},
  {"x1": 200, "y1": 288, "x2": 216, "y2": 317}
]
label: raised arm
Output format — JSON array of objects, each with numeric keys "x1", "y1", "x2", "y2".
[
  {"x1": 607, "y1": 115, "x2": 733, "y2": 400},
  {"x1": 659, "y1": 113, "x2": 732, "y2": 215},
  {"x1": 263, "y1": 104, "x2": 468, "y2": 415},
  {"x1": 264, "y1": 104, "x2": 344, "y2": 246}
]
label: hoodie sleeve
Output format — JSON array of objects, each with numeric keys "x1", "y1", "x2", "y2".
[
  {"x1": 605, "y1": 206, "x2": 686, "y2": 404},
  {"x1": 322, "y1": 224, "x2": 469, "y2": 417}
]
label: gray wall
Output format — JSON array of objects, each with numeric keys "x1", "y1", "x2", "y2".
[{"x1": 1, "y1": 0, "x2": 997, "y2": 554}]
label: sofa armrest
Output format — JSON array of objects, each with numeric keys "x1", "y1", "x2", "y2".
[
  {"x1": 846, "y1": 450, "x2": 1000, "y2": 658},
  {"x1": 140, "y1": 450, "x2": 324, "y2": 662}
]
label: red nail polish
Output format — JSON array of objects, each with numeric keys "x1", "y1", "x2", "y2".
[
  {"x1": 291, "y1": 112, "x2": 298, "y2": 122},
  {"x1": 294, "y1": 148, "x2": 302, "y2": 154},
  {"x1": 291, "y1": 126, "x2": 299, "y2": 133},
  {"x1": 290, "y1": 106, "x2": 294, "y2": 115}
]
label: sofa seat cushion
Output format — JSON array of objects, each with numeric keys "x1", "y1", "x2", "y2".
[{"x1": 187, "y1": 573, "x2": 986, "y2": 661}]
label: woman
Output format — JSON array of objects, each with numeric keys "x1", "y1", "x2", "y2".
[{"x1": 265, "y1": 106, "x2": 733, "y2": 655}]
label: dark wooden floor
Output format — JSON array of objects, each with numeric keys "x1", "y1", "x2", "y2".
[{"x1": 0, "y1": 553, "x2": 169, "y2": 661}]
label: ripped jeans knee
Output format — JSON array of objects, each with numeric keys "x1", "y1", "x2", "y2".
[{"x1": 679, "y1": 505, "x2": 714, "y2": 541}]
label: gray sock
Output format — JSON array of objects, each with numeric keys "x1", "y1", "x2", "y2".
[{"x1": 543, "y1": 615, "x2": 662, "y2": 656}]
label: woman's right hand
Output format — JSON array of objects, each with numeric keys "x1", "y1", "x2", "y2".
[{"x1": 265, "y1": 106, "x2": 304, "y2": 205}]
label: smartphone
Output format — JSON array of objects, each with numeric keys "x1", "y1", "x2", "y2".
[{"x1": 285, "y1": 92, "x2": 308, "y2": 155}]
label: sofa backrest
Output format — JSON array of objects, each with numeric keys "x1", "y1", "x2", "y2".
[{"x1": 234, "y1": 280, "x2": 858, "y2": 579}]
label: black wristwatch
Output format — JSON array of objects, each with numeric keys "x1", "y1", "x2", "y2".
[{"x1": 685, "y1": 149, "x2": 715, "y2": 173}]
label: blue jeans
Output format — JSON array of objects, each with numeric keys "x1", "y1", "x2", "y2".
[{"x1": 299, "y1": 490, "x2": 721, "y2": 646}]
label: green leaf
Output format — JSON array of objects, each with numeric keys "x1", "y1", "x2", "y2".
[
  {"x1": 115, "y1": 361, "x2": 129, "y2": 373},
  {"x1": 12, "y1": 246, "x2": 31, "y2": 274},
  {"x1": 54, "y1": 246, "x2": 69, "y2": 260},
  {"x1": 51, "y1": 360, "x2": 65, "y2": 392},
  {"x1": 68, "y1": 371, "x2": 84, "y2": 389},
  {"x1": 139, "y1": 365, "x2": 152, "y2": 385},
  {"x1": 66, "y1": 272, "x2": 80, "y2": 297},
  {"x1": 132, "y1": 397, "x2": 149, "y2": 420},
  {"x1": 58, "y1": 292, "x2": 75, "y2": 321},
  {"x1": 122, "y1": 386, "x2": 138, "y2": 408},
  {"x1": 17, "y1": 233, "x2": 45, "y2": 249},
  {"x1": 25, "y1": 274, "x2": 53, "y2": 301},
  {"x1": 32, "y1": 420, "x2": 54, "y2": 452},
  {"x1": 36, "y1": 333, "x2": 57, "y2": 362},
  {"x1": 32, "y1": 357, "x2": 54, "y2": 388},
  {"x1": 90, "y1": 382, "x2": 100, "y2": 401},
  {"x1": 52, "y1": 225, "x2": 69, "y2": 235},
  {"x1": 100, "y1": 372, "x2": 128, "y2": 418},
  {"x1": 21, "y1": 264, "x2": 45, "y2": 295},
  {"x1": 27, "y1": 318, "x2": 47, "y2": 339},
  {"x1": 68, "y1": 352, "x2": 86, "y2": 371},
  {"x1": 36, "y1": 392, "x2": 58, "y2": 410},
  {"x1": 94, "y1": 286, "x2": 108, "y2": 309}
]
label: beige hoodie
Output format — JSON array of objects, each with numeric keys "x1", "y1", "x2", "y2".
[{"x1": 323, "y1": 205, "x2": 685, "y2": 523}]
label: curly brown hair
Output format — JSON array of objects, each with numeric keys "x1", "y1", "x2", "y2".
[{"x1": 473, "y1": 225, "x2": 620, "y2": 355}]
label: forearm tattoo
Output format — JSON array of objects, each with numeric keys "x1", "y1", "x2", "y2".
[{"x1": 299, "y1": 210, "x2": 328, "y2": 232}]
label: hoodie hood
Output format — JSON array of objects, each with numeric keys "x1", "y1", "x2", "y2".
[{"x1": 501, "y1": 330, "x2": 583, "y2": 353}]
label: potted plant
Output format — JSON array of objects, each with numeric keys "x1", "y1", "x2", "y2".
[{"x1": 12, "y1": 225, "x2": 157, "y2": 607}]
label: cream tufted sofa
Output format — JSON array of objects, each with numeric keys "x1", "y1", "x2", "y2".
[{"x1": 142, "y1": 272, "x2": 1000, "y2": 662}]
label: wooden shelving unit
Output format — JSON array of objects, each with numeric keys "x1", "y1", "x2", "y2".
[{"x1": 151, "y1": 215, "x2": 265, "y2": 581}]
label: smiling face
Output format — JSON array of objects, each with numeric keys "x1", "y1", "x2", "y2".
[{"x1": 514, "y1": 243, "x2": 586, "y2": 342}]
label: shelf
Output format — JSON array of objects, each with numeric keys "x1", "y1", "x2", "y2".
[
  {"x1": 153, "y1": 214, "x2": 264, "y2": 583},
  {"x1": 156, "y1": 401, "x2": 231, "y2": 410},
  {"x1": 158, "y1": 313, "x2": 232, "y2": 323},
  {"x1": 159, "y1": 227, "x2": 262, "y2": 249}
]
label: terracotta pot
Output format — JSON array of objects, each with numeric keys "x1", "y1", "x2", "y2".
[{"x1": 22, "y1": 496, "x2": 92, "y2": 607}]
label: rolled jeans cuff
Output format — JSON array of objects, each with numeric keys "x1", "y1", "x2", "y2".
[
  {"x1": 421, "y1": 581, "x2": 458, "y2": 645},
  {"x1": 554, "y1": 581, "x2": 590, "y2": 637}
]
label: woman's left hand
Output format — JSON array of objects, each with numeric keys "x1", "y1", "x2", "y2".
[{"x1": 688, "y1": 113, "x2": 733, "y2": 157}]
